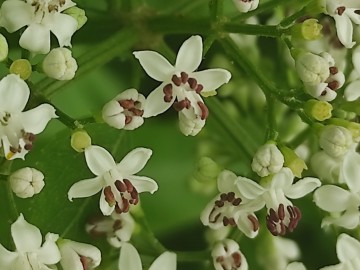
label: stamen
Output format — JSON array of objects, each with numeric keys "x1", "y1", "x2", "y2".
[
  {"x1": 232, "y1": 252, "x2": 242, "y2": 268},
  {"x1": 337, "y1": 6, "x2": 346, "y2": 15},
  {"x1": 197, "y1": 101, "x2": 209, "y2": 120},
  {"x1": 172, "y1": 75, "x2": 182, "y2": 86},
  {"x1": 173, "y1": 98, "x2": 191, "y2": 111},
  {"x1": 163, "y1": 84, "x2": 173, "y2": 102},
  {"x1": 327, "y1": 81, "x2": 340, "y2": 90},
  {"x1": 188, "y1": 78, "x2": 198, "y2": 89},
  {"x1": 329, "y1": 66, "x2": 338, "y2": 75},
  {"x1": 125, "y1": 116, "x2": 132, "y2": 125},
  {"x1": 180, "y1": 72, "x2": 189, "y2": 84},
  {"x1": 195, "y1": 84, "x2": 204, "y2": 94},
  {"x1": 104, "y1": 186, "x2": 116, "y2": 207},
  {"x1": 115, "y1": 180, "x2": 127, "y2": 192},
  {"x1": 247, "y1": 215, "x2": 259, "y2": 231},
  {"x1": 119, "y1": 99, "x2": 135, "y2": 109}
]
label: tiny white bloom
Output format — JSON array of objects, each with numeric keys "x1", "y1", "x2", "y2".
[
  {"x1": 119, "y1": 242, "x2": 176, "y2": 270},
  {"x1": 0, "y1": 214, "x2": 61, "y2": 269},
  {"x1": 58, "y1": 239, "x2": 101, "y2": 270},
  {"x1": 68, "y1": 145, "x2": 158, "y2": 216},
  {"x1": 232, "y1": 0, "x2": 259, "y2": 13},
  {"x1": 200, "y1": 170, "x2": 263, "y2": 238},
  {"x1": 9, "y1": 167, "x2": 45, "y2": 198},
  {"x1": 319, "y1": 234, "x2": 360, "y2": 269},
  {"x1": 0, "y1": 74, "x2": 57, "y2": 160},
  {"x1": 237, "y1": 168, "x2": 321, "y2": 236},
  {"x1": 102, "y1": 88, "x2": 145, "y2": 130},
  {"x1": 251, "y1": 143, "x2": 284, "y2": 177},
  {"x1": 211, "y1": 239, "x2": 248, "y2": 270},
  {"x1": 319, "y1": 125, "x2": 353, "y2": 158},
  {"x1": 42, "y1": 47, "x2": 78, "y2": 80},
  {"x1": 0, "y1": 0, "x2": 78, "y2": 54},
  {"x1": 134, "y1": 35, "x2": 231, "y2": 136}
]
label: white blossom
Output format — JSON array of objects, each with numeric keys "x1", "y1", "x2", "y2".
[
  {"x1": 232, "y1": 0, "x2": 259, "y2": 13},
  {"x1": 42, "y1": 47, "x2": 78, "y2": 80},
  {"x1": 68, "y1": 145, "x2": 158, "y2": 216},
  {"x1": 9, "y1": 167, "x2": 45, "y2": 198},
  {"x1": 251, "y1": 143, "x2": 284, "y2": 177},
  {"x1": 0, "y1": 74, "x2": 57, "y2": 160},
  {"x1": 212, "y1": 239, "x2": 248, "y2": 270}
]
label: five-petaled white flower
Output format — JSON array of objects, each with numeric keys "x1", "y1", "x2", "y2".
[
  {"x1": 200, "y1": 170, "x2": 263, "y2": 238},
  {"x1": 133, "y1": 35, "x2": 231, "y2": 136},
  {"x1": 58, "y1": 239, "x2": 101, "y2": 270},
  {"x1": 236, "y1": 168, "x2": 321, "y2": 236},
  {"x1": 323, "y1": 0, "x2": 360, "y2": 48},
  {"x1": 319, "y1": 234, "x2": 360, "y2": 270},
  {"x1": 0, "y1": 0, "x2": 78, "y2": 54},
  {"x1": 211, "y1": 239, "x2": 248, "y2": 270},
  {"x1": 0, "y1": 214, "x2": 61, "y2": 270},
  {"x1": 0, "y1": 74, "x2": 57, "y2": 160},
  {"x1": 119, "y1": 242, "x2": 176, "y2": 270},
  {"x1": 68, "y1": 145, "x2": 158, "y2": 216}
]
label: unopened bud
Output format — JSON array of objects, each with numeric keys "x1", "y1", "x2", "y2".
[
  {"x1": 304, "y1": 99, "x2": 332, "y2": 121},
  {"x1": 279, "y1": 146, "x2": 308, "y2": 178},
  {"x1": 252, "y1": 142, "x2": 284, "y2": 177},
  {"x1": 179, "y1": 110, "x2": 205, "y2": 136},
  {"x1": 0, "y1": 34, "x2": 8, "y2": 62},
  {"x1": 63, "y1": 7, "x2": 88, "y2": 30},
  {"x1": 295, "y1": 52, "x2": 330, "y2": 84},
  {"x1": 71, "y1": 130, "x2": 92, "y2": 152},
  {"x1": 9, "y1": 167, "x2": 45, "y2": 198},
  {"x1": 319, "y1": 125, "x2": 353, "y2": 157},
  {"x1": 328, "y1": 118, "x2": 360, "y2": 142},
  {"x1": 10, "y1": 59, "x2": 32, "y2": 80},
  {"x1": 42, "y1": 48, "x2": 77, "y2": 80},
  {"x1": 291, "y1": 19, "x2": 323, "y2": 41}
]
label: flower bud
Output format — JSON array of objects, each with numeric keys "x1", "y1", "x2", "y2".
[
  {"x1": 251, "y1": 142, "x2": 284, "y2": 177},
  {"x1": 304, "y1": 99, "x2": 332, "y2": 121},
  {"x1": 232, "y1": 0, "x2": 259, "y2": 13},
  {"x1": 179, "y1": 110, "x2": 205, "y2": 136},
  {"x1": 63, "y1": 7, "x2": 88, "y2": 30},
  {"x1": 328, "y1": 118, "x2": 360, "y2": 142},
  {"x1": 10, "y1": 59, "x2": 32, "y2": 80},
  {"x1": 291, "y1": 19, "x2": 323, "y2": 41},
  {"x1": 295, "y1": 52, "x2": 330, "y2": 84},
  {"x1": 9, "y1": 167, "x2": 45, "y2": 198},
  {"x1": 279, "y1": 146, "x2": 308, "y2": 178},
  {"x1": 212, "y1": 239, "x2": 248, "y2": 270},
  {"x1": 0, "y1": 34, "x2": 8, "y2": 62},
  {"x1": 71, "y1": 130, "x2": 92, "y2": 152},
  {"x1": 319, "y1": 125, "x2": 353, "y2": 157},
  {"x1": 42, "y1": 48, "x2": 78, "y2": 80}
]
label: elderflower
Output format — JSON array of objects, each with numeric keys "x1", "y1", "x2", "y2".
[
  {"x1": 212, "y1": 239, "x2": 248, "y2": 270},
  {"x1": 42, "y1": 47, "x2": 78, "y2": 80},
  {"x1": 9, "y1": 167, "x2": 45, "y2": 198}
]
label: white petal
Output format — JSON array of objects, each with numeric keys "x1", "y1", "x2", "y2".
[
  {"x1": 60, "y1": 240, "x2": 101, "y2": 269},
  {"x1": 124, "y1": 116, "x2": 144, "y2": 130},
  {"x1": 0, "y1": 74, "x2": 29, "y2": 113},
  {"x1": 133, "y1": 51, "x2": 174, "y2": 81},
  {"x1": 119, "y1": 243, "x2": 142, "y2": 270},
  {"x1": 341, "y1": 150, "x2": 360, "y2": 193},
  {"x1": 327, "y1": 212, "x2": 360, "y2": 229},
  {"x1": 11, "y1": 214, "x2": 42, "y2": 253},
  {"x1": 43, "y1": 13, "x2": 77, "y2": 47},
  {"x1": 192, "y1": 69, "x2": 232, "y2": 92},
  {"x1": 275, "y1": 237, "x2": 300, "y2": 261},
  {"x1": 0, "y1": 244, "x2": 18, "y2": 269},
  {"x1": 143, "y1": 83, "x2": 174, "y2": 117},
  {"x1": 313, "y1": 185, "x2": 350, "y2": 212},
  {"x1": 59, "y1": 243, "x2": 83, "y2": 270},
  {"x1": 85, "y1": 145, "x2": 116, "y2": 176},
  {"x1": 311, "y1": 151, "x2": 341, "y2": 183},
  {"x1": 285, "y1": 177, "x2": 321, "y2": 199},
  {"x1": 334, "y1": 15, "x2": 355, "y2": 48},
  {"x1": 0, "y1": 0, "x2": 33, "y2": 32},
  {"x1": 68, "y1": 176, "x2": 104, "y2": 201},
  {"x1": 236, "y1": 177, "x2": 264, "y2": 199},
  {"x1": 217, "y1": 170, "x2": 237, "y2": 192},
  {"x1": 36, "y1": 233, "x2": 61, "y2": 265},
  {"x1": 127, "y1": 175, "x2": 158, "y2": 194},
  {"x1": 344, "y1": 80, "x2": 360, "y2": 101},
  {"x1": 99, "y1": 190, "x2": 115, "y2": 216},
  {"x1": 270, "y1": 168, "x2": 294, "y2": 190},
  {"x1": 149, "y1": 252, "x2": 177, "y2": 270},
  {"x1": 236, "y1": 213, "x2": 259, "y2": 238},
  {"x1": 175, "y1": 35, "x2": 202, "y2": 72},
  {"x1": 337, "y1": 233, "x2": 360, "y2": 262},
  {"x1": 21, "y1": 104, "x2": 57, "y2": 134},
  {"x1": 200, "y1": 197, "x2": 217, "y2": 227},
  {"x1": 117, "y1": 148, "x2": 152, "y2": 175},
  {"x1": 19, "y1": 23, "x2": 51, "y2": 54},
  {"x1": 353, "y1": 46, "x2": 360, "y2": 75}
]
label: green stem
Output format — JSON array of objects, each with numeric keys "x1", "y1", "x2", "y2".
[
  {"x1": 266, "y1": 94, "x2": 279, "y2": 141},
  {"x1": 209, "y1": 0, "x2": 224, "y2": 22},
  {"x1": 222, "y1": 23, "x2": 281, "y2": 37},
  {"x1": 278, "y1": 7, "x2": 308, "y2": 29}
]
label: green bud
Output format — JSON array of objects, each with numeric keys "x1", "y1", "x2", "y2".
[
  {"x1": 279, "y1": 146, "x2": 308, "y2": 178},
  {"x1": 63, "y1": 7, "x2": 87, "y2": 30},
  {"x1": 10, "y1": 59, "x2": 32, "y2": 80},
  {"x1": 304, "y1": 99, "x2": 333, "y2": 121},
  {"x1": 70, "y1": 130, "x2": 92, "y2": 152},
  {"x1": 291, "y1": 19, "x2": 323, "y2": 41},
  {"x1": 0, "y1": 34, "x2": 8, "y2": 62}
]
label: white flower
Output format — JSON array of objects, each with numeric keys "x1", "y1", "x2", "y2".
[
  {"x1": 0, "y1": 74, "x2": 57, "y2": 160},
  {"x1": 232, "y1": 0, "x2": 259, "y2": 13},
  {"x1": 102, "y1": 88, "x2": 145, "y2": 130},
  {"x1": 68, "y1": 145, "x2": 158, "y2": 216},
  {"x1": 42, "y1": 47, "x2": 78, "y2": 80},
  {"x1": 211, "y1": 239, "x2": 248, "y2": 270},
  {"x1": 86, "y1": 212, "x2": 135, "y2": 248},
  {"x1": 324, "y1": 0, "x2": 360, "y2": 48},
  {"x1": 200, "y1": 170, "x2": 263, "y2": 238},
  {"x1": 286, "y1": 262, "x2": 307, "y2": 270},
  {"x1": 319, "y1": 234, "x2": 360, "y2": 270},
  {"x1": 119, "y1": 242, "x2": 176, "y2": 270},
  {"x1": 133, "y1": 35, "x2": 231, "y2": 135},
  {"x1": 0, "y1": 0, "x2": 78, "y2": 54},
  {"x1": 9, "y1": 167, "x2": 45, "y2": 198},
  {"x1": 236, "y1": 168, "x2": 321, "y2": 236},
  {"x1": 251, "y1": 143, "x2": 284, "y2": 177},
  {"x1": 0, "y1": 214, "x2": 61, "y2": 269},
  {"x1": 319, "y1": 125, "x2": 353, "y2": 157},
  {"x1": 58, "y1": 239, "x2": 101, "y2": 270}
]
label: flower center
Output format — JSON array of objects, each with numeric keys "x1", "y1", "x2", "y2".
[
  {"x1": 28, "y1": 0, "x2": 66, "y2": 21},
  {"x1": 118, "y1": 99, "x2": 144, "y2": 125},
  {"x1": 215, "y1": 250, "x2": 242, "y2": 270},
  {"x1": 266, "y1": 203, "x2": 302, "y2": 236}
]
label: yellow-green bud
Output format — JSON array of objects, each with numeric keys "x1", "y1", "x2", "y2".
[
  {"x1": 63, "y1": 7, "x2": 87, "y2": 30},
  {"x1": 328, "y1": 118, "x2": 360, "y2": 141},
  {"x1": 279, "y1": 146, "x2": 308, "y2": 178},
  {"x1": 292, "y1": 19, "x2": 323, "y2": 41},
  {"x1": 71, "y1": 130, "x2": 91, "y2": 152},
  {"x1": 0, "y1": 34, "x2": 8, "y2": 62},
  {"x1": 304, "y1": 99, "x2": 333, "y2": 121},
  {"x1": 10, "y1": 59, "x2": 32, "y2": 80}
]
